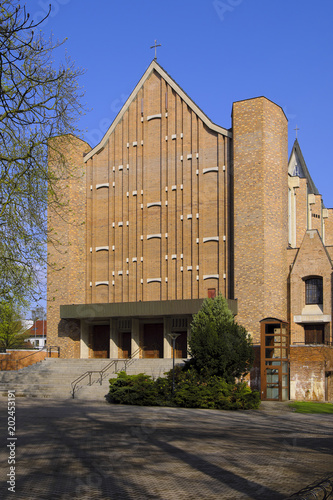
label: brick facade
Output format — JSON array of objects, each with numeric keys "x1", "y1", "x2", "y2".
[
  {"x1": 84, "y1": 69, "x2": 232, "y2": 306},
  {"x1": 47, "y1": 61, "x2": 333, "y2": 401}
]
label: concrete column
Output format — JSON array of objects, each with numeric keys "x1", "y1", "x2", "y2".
[
  {"x1": 164, "y1": 318, "x2": 172, "y2": 359},
  {"x1": 80, "y1": 320, "x2": 89, "y2": 359},
  {"x1": 110, "y1": 319, "x2": 118, "y2": 358},
  {"x1": 131, "y1": 319, "x2": 140, "y2": 358}
]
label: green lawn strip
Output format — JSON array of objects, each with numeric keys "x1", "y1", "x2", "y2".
[{"x1": 288, "y1": 401, "x2": 333, "y2": 414}]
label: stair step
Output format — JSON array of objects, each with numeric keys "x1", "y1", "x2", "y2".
[{"x1": 0, "y1": 358, "x2": 186, "y2": 399}]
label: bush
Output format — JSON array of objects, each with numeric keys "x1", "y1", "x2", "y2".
[
  {"x1": 108, "y1": 368, "x2": 261, "y2": 410},
  {"x1": 108, "y1": 372, "x2": 159, "y2": 406},
  {"x1": 171, "y1": 368, "x2": 260, "y2": 410}
]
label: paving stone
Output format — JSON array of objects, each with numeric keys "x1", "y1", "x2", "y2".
[{"x1": 0, "y1": 397, "x2": 332, "y2": 499}]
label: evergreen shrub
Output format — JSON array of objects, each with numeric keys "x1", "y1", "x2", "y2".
[
  {"x1": 108, "y1": 368, "x2": 260, "y2": 410},
  {"x1": 108, "y1": 372, "x2": 162, "y2": 406}
]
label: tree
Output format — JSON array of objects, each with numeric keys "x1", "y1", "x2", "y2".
[
  {"x1": 189, "y1": 294, "x2": 254, "y2": 383},
  {"x1": 0, "y1": 0, "x2": 85, "y2": 304},
  {"x1": 0, "y1": 301, "x2": 28, "y2": 351}
]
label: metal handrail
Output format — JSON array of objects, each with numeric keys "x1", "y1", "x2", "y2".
[
  {"x1": 15, "y1": 345, "x2": 60, "y2": 370},
  {"x1": 123, "y1": 346, "x2": 142, "y2": 370},
  {"x1": 71, "y1": 360, "x2": 119, "y2": 399},
  {"x1": 71, "y1": 346, "x2": 143, "y2": 399}
]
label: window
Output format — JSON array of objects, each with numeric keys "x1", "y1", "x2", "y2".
[
  {"x1": 305, "y1": 277, "x2": 323, "y2": 305},
  {"x1": 208, "y1": 288, "x2": 216, "y2": 299}
]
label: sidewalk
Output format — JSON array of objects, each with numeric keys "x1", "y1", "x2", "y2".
[{"x1": 1, "y1": 396, "x2": 332, "y2": 499}]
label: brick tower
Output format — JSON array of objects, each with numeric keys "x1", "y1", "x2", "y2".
[{"x1": 232, "y1": 97, "x2": 289, "y2": 342}]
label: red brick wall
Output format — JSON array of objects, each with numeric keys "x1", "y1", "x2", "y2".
[
  {"x1": 232, "y1": 97, "x2": 289, "y2": 342},
  {"x1": 0, "y1": 350, "x2": 57, "y2": 371},
  {"x1": 47, "y1": 67, "x2": 236, "y2": 359},
  {"x1": 290, "y1": 345, "x2": 333, "y2": 401},
  {"x1": 85, "y1": 69, "x2": 232, "y2": 306},
  {"x1": 47, "y1": 135, "x2": 91, "y2": 358},
  {"x1": 289, "y1": 230, "x2": 332, "y2": 344}
]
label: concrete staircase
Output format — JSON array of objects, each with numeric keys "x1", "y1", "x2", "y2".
[{"x1": 0, "y1": 358, "x2": 185, "y2": 400}]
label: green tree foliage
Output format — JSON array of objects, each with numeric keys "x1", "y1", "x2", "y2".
[
  {"x1": 0, "y1": 0, "x2": 85, "y2": 304},
  {"x1": 0, "y1": 301, "x2": 28, "y2": 351},
  {"x1": 188, "y1": 295, "x2": 254, "y2": 382}
]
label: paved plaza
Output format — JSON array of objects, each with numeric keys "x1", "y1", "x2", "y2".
[{"x1": 1, "y1": 397, "x2": 333, "y2": 499}]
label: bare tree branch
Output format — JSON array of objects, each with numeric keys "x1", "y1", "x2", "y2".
[{"x1": 0, "y1": 0, "x2": 86, "y2": 304}]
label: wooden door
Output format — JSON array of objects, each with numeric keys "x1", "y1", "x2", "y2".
[
  {"x1": 93, "y1": 325, "x2": 110, "y2": 358},
  {"x1": 122, "y1": 332, "x2": 131, "y2": 359},
  {"x1": 260, "y1": 320, "x2": 289, "y2": 401},
  {"x1": 304, "y1": 324, "x2": 324, "y2": 344},
  {"x1": 143, "y1": 324, "x2": 163, "y2": 358}
]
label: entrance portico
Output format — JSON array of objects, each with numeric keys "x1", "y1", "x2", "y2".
[
  {"x1": 80, "y1": 317, "x2": 191, "y2": 360},
  {"x1": 61, "y1": 298, "x2": 238, "y2": 360}
]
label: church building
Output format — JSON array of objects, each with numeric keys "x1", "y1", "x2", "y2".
[{"x1": 47, "y1": 60, "x2": 333, "y2": 401}]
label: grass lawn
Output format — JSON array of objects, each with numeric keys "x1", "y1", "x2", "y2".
[{"x1": 288, "y1": 401, "x2": 333, "y2": 414}]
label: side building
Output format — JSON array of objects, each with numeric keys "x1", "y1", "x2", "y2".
[{"x1": 47, "y1": 60, "x2": 333, "y2": 401}]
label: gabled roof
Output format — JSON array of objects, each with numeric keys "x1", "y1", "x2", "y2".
[
  {"x1": 84, "y1": 60, "x2": 232, "y2": 162},
  {"x1": 27, "y1": 320, "x2": 47, "y2": 337},
  {"x1": 288, "y1": 139, "x2": 319, "y2": 196},
  {"x1": 290, "y1": 229, "x2": 332, "y2": 272}
]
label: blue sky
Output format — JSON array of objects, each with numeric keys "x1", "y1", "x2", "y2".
[{"x1": 28, "y1": 0, "x2": 333, "y2": 208}]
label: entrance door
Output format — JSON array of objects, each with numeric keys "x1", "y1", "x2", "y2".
[
  {"x1": 121, "y1": 332, "x2": 132, "y2": 359},
  {"x1": 143, "y1": 324, "x2": 163, "y2": 358},
  {"x1": 263, "y1": 362, "x2": 289, "y2": 401},
  {"x1": 92, "y1": 325, "x2": 110, "y2": 358},
  {"x1": 260, "y1": 319, "x2": 289, "y2": 401},
  {"x1": 172, "y1": 332, "x2": 187, "y2": 358}
]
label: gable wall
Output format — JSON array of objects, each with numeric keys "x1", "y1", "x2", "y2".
[
  {"x1": 85, "y1": 70, "x2": 232, "y2": 305},
  {"x1": 289, "y1": 230, "x2": 332, "y2": 344}
]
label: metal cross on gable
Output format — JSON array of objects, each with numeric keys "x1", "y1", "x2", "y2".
[
  {"x1": 150, "y1": 39, "x2": 161, "y2": 60},
  {"x1": 294, "y1": 125, "x2": 300, "y2": 139}
]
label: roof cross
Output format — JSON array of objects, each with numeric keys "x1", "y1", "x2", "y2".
[
  {"x1": 150, "y1": 39, "x2": 161, "y2": 61},
  {"x1": 294, "y1": 125, "x2": 300, "y2": 139}
]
